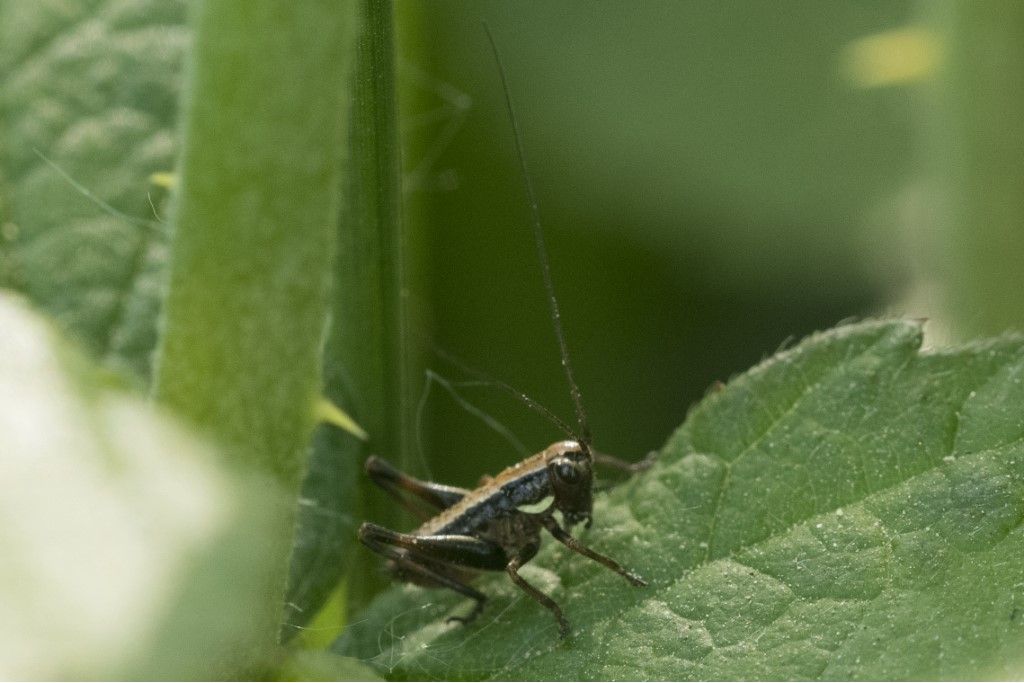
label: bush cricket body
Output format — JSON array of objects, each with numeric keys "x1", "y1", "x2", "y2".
[{"x1": 357, "y1": 24, "x2": 652, "y2": 638}]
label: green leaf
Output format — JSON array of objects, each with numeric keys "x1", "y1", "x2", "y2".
[
  {"x1": 282, "y1": 0, "x2": 409, "y2": 640},
  {"x1": 152, "y1": 0, "x2": 359, "y2": 653},
  {"x1": 0, "y1": 0, "x2": 186, "y2": 379},
  {"x1": 154, "y1": 0, "x2": 356, "y2": 482},
  {"x1": 0, "y1": 292, "x2": 290, "y2": 680},
  {"x1": 334, "y1": 319, "x2": 1024, "y2": 680},
  {"x1": 279, "y1": 651, "x2": 382, "y2": 681},
  {"x1": 0, "y1": 0, "x2": 387, "y2": 648}
]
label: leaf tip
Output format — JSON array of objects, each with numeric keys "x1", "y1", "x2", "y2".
[{"x1": 315, "y1": 396, "x2": 369, "y2": 441}]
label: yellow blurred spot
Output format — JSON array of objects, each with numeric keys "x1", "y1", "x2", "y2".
[
  {"x1": 842, "y1": 27, "x2": 942, "y2": 88},
  {"x1": 315, "y1": 397, "x2": 368, "y2": 441},
  {"x1": 149, "y1": 171, "x2": 177, "y2": 189}
]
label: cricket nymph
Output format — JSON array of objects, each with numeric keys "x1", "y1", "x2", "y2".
[
  {"x1": 357, "y1": 442, "x2": 648, "y2": 637},
  {"x1": 416, "y1": 440, "x2": 593, "y2": 537}
]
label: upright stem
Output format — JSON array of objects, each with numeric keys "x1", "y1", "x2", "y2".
[
  {"x1": 918, "y1": 1, "x2": 1024, "y2": 337},
  {"x1": 154, "y1": 0, "x2": 357, "y2": 655}
]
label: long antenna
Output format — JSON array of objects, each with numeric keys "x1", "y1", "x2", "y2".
[
  {"x1": 429, "y1": 342, "x2": 578, "y2": 441},
  {"x1": 483, "y1": 22, "x2": 592, "y2": 450}
]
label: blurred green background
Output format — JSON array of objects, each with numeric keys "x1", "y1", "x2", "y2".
[{"x1": 396, "y1": 1, "x2": 963, "y2": 486}]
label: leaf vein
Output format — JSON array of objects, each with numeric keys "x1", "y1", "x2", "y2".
[{"x1": 701, "y1": 331, "x2": 902, "y2": 560}]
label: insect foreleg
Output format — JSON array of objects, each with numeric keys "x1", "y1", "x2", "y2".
[
  {"x1": 540, "y1": 516, "x2": 647, "y2": 587},
  {"x1": 365, "y1": 456, "x2": 469, "y2": 518},
  {"x1": 506, "y1": 546, "x2": 570, "y2": 637}
]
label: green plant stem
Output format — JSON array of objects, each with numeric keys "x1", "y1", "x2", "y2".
[
  {"x1": 153, "y1": 0, "x2": 357, "y2": 655},
  {"x1": 919, "y1": 0, "x2": 1024, "y2": 337},
  {"x1": 334, "y1": 0, "x2": 409, "y2": 613},
  {"x1": 281, "y1": 0, "x2": 410, "y2": 640}
]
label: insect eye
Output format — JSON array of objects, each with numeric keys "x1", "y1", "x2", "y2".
[{"x1": 555, "y1": 461, "x2": 580, "y2": 484}]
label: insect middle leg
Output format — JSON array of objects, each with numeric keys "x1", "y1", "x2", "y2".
[
  {"x1": 358, "y1": 522, "x2": 508, "y2": 625},
  {"x1": 506, "y1": 545, "x2": 570, "y2": 637}
]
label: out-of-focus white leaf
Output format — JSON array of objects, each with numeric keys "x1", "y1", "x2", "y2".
[{"x1": 0, "y1": 293, "x2": 237, "y2": 678}]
